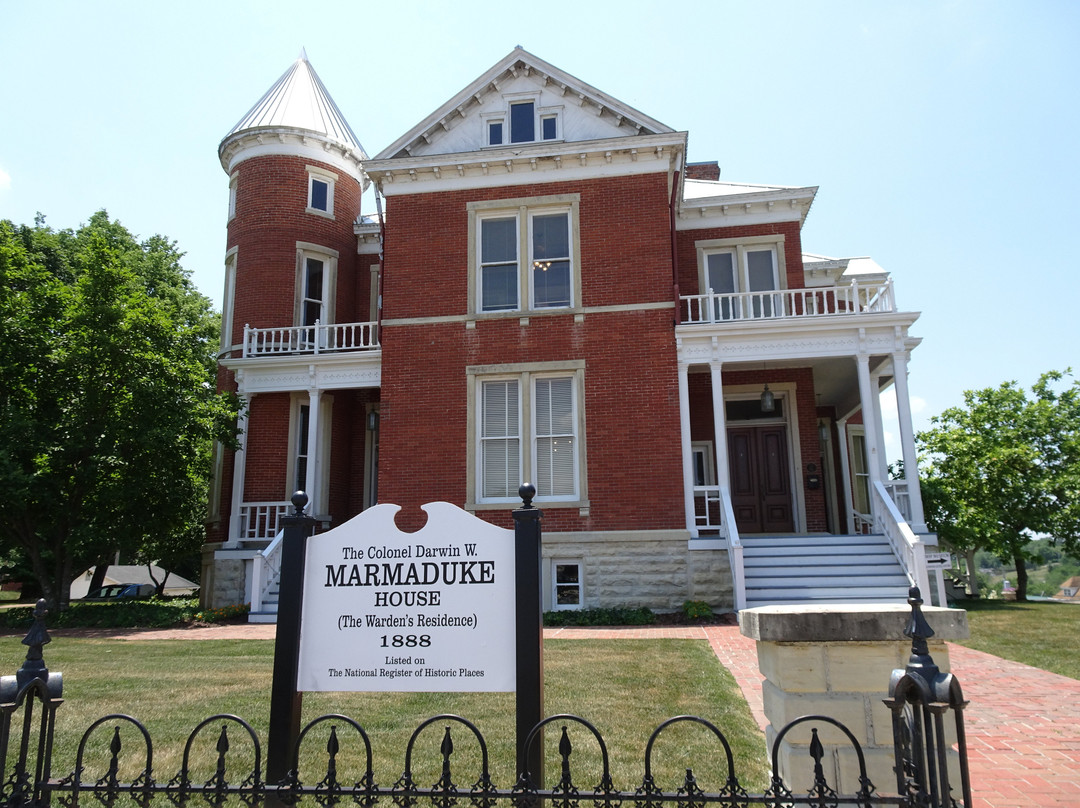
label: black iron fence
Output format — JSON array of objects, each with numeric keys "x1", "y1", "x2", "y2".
[{"x1": 0, "y1": 590, "x2": 970, "y2": 808}]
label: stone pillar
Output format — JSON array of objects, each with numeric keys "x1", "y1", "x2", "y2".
[{"x1": 741, "y1": 604, "x2": 968, "y2": 796}]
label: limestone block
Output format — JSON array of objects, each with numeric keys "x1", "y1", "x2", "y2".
[
  {"x1": 824, "y1": 642, "x2": 909, "y2": 692},
  {"x1": 758, "y1": 642, "x2": 828, "y2": 692}
]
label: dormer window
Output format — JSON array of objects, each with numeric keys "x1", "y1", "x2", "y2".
[{"x1": 306, "y1": 166, "x2": 337, "y2": 218}]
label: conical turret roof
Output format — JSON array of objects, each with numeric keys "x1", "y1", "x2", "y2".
[{"x1": 219, "y1": 50, "x2": 367, "y2": 169}]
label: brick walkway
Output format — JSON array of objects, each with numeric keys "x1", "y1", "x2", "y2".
[{"x1": 47, "y1": 622, "x2": 1080, "y2": 807}]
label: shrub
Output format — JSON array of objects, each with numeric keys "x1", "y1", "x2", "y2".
[
  {"x1": 543, "y1": 606, "x2": 654, "y2": 626},
  {"x1": 682, "y1": 600, "x2": 713, "y2": 620},
  {"x1": 193, "y1": 603, "x2": 250, "y2": 623},
  {"x1": 0, "y1": 597, "x2": 201, "y2": 630}
]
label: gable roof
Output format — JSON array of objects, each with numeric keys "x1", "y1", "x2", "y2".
[
  {"x1": 374, "y1": 47, "x2": 675, "y2": 161},
  {"x1": 219, "y1": 49, "x2": 367, "y2": 166}
]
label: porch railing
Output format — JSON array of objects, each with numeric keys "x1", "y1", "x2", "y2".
[
  {"x1": 693, "y1": 485, "x2": 745, "y2": 612},
  {"x1": 871, "y1": 479, "x2": 933, "y2": 603},
  {"x1": 236, "y1": 501, "x2": 291, "y2": 541},
  {"x1": 242, "y1": 320, "x2": 379, "y2": 358},
  {"x1": 883, "y1": 480, "x2": 912, "y2": 522},
  {"x1": 248, "y1": 530, "x2": 284, "y2": 615},
  {"x1": 680, "y1": 279, "x2": 895, "y2": 325}
]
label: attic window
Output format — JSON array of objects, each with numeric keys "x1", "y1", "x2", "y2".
[
  {"x1": 541, "y1": 115, "x2": 558, "y2": 141},
  {"x1": 488, "y1": 120, "x2": 504, "y2": 146},
  {"x1": 510, "y1": 101, "x2": 535, "y2": 143}
]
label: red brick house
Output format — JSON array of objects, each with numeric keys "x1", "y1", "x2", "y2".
[{"x1": 204, "y1": 48, "x2": 942, "y2": 619}]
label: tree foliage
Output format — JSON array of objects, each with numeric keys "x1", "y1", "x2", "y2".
[
  {"x1": 917, "y1": 371, "x2": 1080, "y2": 600},
  {"x1": 0, "y1": 212, "x2": 239, "y2": 607}
]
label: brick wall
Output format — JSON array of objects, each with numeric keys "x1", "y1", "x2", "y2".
[
  {"x1": 226, "y1": 154, "x2": 363, "y2": 343},
  {"x1": 675, "y1": 220, "x2": 805, "y2": 295},
  {"x1": 378, "y1": 171, "x2": 685, "y2": 533}
]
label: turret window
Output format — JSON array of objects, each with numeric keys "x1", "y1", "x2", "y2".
[{"x1": 306, "y1": 166, "x2": 337, "y2": 218}]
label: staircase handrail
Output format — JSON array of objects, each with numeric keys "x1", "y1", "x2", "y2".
[
  {"x1": 250, "y1": 529, "x2": 284, "y2": 614},
  {"x1": 871, "y1": 479, "x2": 931, "y2": 602},
  {"x1": 719, "y1": 486, "x2": 746, "y2": 613}
]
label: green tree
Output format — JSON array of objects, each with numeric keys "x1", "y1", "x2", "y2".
[
  {"x1": 0, "y1": 212, "x2": 239, "y2": 607},
  {"x1": 917, "y1": 371, "x2": 1080, "y2": 601}
]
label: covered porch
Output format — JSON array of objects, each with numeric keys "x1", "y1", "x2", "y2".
[{"x1": 675, "y1": 303, "x2": 943, "y2": 609}]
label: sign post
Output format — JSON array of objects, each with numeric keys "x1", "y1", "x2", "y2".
[
  {"x1": 512, "y1": 483, "x2": 544, "y2": 784},
  {"x1": 267, "y1": 492, "x2": 315, "y2": 785}
]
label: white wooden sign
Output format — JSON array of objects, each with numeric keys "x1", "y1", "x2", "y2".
[
  {"x1": 924, "y1": 552, "x2": 953, "y2": 568},
  {"x1": 297, "y1": 502, "x2": 516, "y2": 693}
]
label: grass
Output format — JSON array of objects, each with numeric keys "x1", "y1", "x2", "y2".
[
  {"x1": 0, "y1": 637, "x2": 768, "y2": 794},
  {"x1": 954, "y1": 599, "x2": 1080, "y2": 680}
]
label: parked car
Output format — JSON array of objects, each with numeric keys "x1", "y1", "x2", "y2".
[{"x1": 83, "y1": 583, "x2": 154, "y2": 600}]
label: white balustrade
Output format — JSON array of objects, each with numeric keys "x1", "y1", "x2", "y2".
[
  {"x1": 680, "y1": 279, "x2": 895, "y2": 325},
  {"x1": 693, "y1": 485, "x2": 745, "y2": 613},
  {"x1": 242, "y1": 320, "x2": 379, "y2": 357},
  {"x1": 871, "y1": 479, "x2": 937, "y2": 605},
  {"x1": 236, "y1": 501, "x2": 290, "y2": 541}
]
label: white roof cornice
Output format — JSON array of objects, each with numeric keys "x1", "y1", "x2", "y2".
[
  {"x1": 367, "y1": 131, "x2": 687, "y2": 196},
  {"x1": 676, "y1": 184, "x2": 818, "y2": 228},
  {"x1": 374, "y1": 47, "x2": 675, "y2": 161}
]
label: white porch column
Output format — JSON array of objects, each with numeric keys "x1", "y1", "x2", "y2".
[
  {"x1": 836, "y1": 417, "x2": 856, "y2": 535},
  {"x1": 709, "y1": 361, "x2": 730, "y2": 490},
  {"x1": 227, "y1": 392, "x2": 252, "y2": 547},
  {"x1": 678, "y1": 360, "x2": 696, "y2": 536},
  {"x1": 869, "y1": 366, "x2": 890, "y2": 481},
  {"x1": 856, "y1": 355, "x2": 884, "y2": 491},
  {"x1": 891, "y1": 351, "x2": 928, "y2": 532},
  {"x1": 306, "y1": 388, "x2": 322, "y2": 517}
]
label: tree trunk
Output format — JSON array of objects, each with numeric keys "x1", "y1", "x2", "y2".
[
  {"x1": 88, "y1": 563, "x2": 109, "y2": 594},
  {"x1": 965, "y1": 548, "x2": 979, "y2": 596},
  {"x1": 1013, "y1": 551, "x2": 1029, "y2": 601}
]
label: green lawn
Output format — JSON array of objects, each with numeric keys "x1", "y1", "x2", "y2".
[
  {"x1": 954, "y1": 599, "x2": 1080, "y2": 680},
  {"x1": 0, "y1": 637, "x2": 769, "y2": 793}
]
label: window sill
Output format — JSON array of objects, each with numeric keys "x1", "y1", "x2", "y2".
[{"x1": 305, "y1": 207, "x2": 335, "y2": 220}]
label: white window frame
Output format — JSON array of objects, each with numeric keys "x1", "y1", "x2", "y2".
[
  {"x1": 306, "y1": 165, "x2": 337, "y2": 218},
  {"x1": 467, "y1": 194, "x2": 581, "y2": 316},
  {"x1": 696, "y1": 235, "x2": 787, "y2": 319},
  {"x1": 466, "y1": 361, "x2": 588, "y2": 510},
  {"x1": 294, "y1": 242, "x2": 339, "y2": 327},
  {"x1": 286, "y1": 393, "x2": 333, "y2": 513},
  {"x1": 482, "y1": 94, "x2": 562, "y2": 147},
  {"x1": 220, "y1": 247, "x2": 237, "y2": 353},
  {"x1": 691, "y1": 441, "x2": 715, "y2": 486},
  {"x1": 551, "y1": 559, "x2": 583, "y2": 610},
  {"x1": 228, "y1": 172, "x2": 238, "y2": 221}
]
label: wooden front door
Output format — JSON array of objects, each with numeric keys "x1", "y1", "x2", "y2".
[{"x1": 728, "y1": 426, "x2": 795, "y2": 533}]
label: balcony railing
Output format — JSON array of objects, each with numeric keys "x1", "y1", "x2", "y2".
[
  {"x1": 680, "y1": 279, "x2": 895, "y2": 325},
  {"x1": 242, "y1": 320, "x2": 379, "y2": 358}
]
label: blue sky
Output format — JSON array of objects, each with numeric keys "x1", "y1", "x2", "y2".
[{"x1": 2, "y1": 0, "x2": 1077, "y2": 452}]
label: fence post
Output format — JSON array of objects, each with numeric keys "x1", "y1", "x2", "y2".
[
  {"x1": 512, "y1": 483, "x2": 544, "y2": 785},
  {"x1": 885, "y1": 587, "x2": 973, "y2": 807},
  {"x1": 266, "y1": 491, "x2": 315, "y2": 786}
]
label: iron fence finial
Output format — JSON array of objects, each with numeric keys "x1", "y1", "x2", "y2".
[
  {"x1": 17, "y1": 598, "x2": 51, "y2": 687},
  {"x1": 902, "y1": 586, "x2": 939, "y2": 686}
]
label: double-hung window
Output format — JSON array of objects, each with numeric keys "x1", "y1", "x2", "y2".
[
  {"x1": 470, "y1": 194, "x2": 580, "y2": 315},
  {"x1": 697, "y1": 235, "x2": 786, "y2": 320},
  {"x1": 469, "y1": 363, "x2": 587, "y2": 507}
]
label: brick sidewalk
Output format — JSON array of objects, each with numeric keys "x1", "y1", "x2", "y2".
[{"x1": 49, "y1": 622, "x2": 1080, "y2": 806}]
